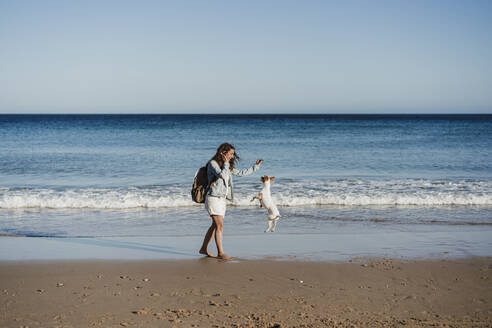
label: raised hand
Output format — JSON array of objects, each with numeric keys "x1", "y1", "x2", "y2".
[{"x1": 222, "y1": 151, "x2": 234, "y2": 163}]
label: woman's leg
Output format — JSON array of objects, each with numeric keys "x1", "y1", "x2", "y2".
[
  {"x1": 199, "y1": 220, "x2": 217, "y2": 257},
  {"x1": 211, "y1": 215, "x2": 231, "y2": 260}
]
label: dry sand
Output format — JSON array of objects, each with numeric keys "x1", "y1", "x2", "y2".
[{"x1": 1, "y1": 257, "x2": 491, "y2": 327}]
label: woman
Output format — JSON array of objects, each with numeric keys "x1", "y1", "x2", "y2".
[{"x1": 199, "y1": 143, "x2": 263, "y2": 260}]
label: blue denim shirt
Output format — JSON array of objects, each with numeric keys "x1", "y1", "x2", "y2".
[{"x1": 207, "y1": 160, "x2": 260, "y2": 200}]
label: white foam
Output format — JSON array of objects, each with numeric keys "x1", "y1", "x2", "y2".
[
  {"x1": 235, "y1": 193, "x2": 491, "y2": 206},
  {"x1": 0, "y1": 179, "x2": 491, "y2": 209},
  {"x1": 0, "y1": 188, "x2": 194, "y2": 209}
]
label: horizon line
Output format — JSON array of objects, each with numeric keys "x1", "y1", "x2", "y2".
[{"x1": 0, "y1": 112, "x2": 491, "y2": 116}]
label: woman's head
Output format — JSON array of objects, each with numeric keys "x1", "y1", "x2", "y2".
[{"x1": 212, "y1": 143, "x2": 240, "y2": 169}]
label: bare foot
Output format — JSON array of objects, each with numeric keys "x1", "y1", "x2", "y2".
[
  {"x1": 199, "y1": 249, "x2": 217, "y2": 258},
  {"x1": 217, "y1": 253, "x2": 232, "y2": 261}
]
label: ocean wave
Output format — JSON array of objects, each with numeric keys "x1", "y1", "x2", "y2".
[
  {"x1": 234, "y1": 194, "x2": 492, "y2": 207},
  {"x1": 0, "y1": 188, "x2": 193, "y2": 209},
  {"x1": 0, "y1": 179, "x2": 491, "y2": 209}
]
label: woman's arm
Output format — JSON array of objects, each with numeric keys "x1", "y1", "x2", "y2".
[
  {"x1": 208, "y1": 160, "x2": 230, "y2": 180},
  {"x1": 231, "y1": 163, "x2": 260, "y2": 177}
]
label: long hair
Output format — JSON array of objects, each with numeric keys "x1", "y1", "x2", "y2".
[{"x1": 211, "y1": 143, "x2": 240, "y2": 170}]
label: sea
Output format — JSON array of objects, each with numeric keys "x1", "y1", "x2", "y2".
[{"x1": 0, "y1": 114, "x2": 491, "y2": 261}]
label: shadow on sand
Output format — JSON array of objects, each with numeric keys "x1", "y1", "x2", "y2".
[{"x1": 50, "y1": 237, "x2": 199, "y2": 258}]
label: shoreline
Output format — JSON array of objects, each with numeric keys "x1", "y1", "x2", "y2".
[
  {"x1": 1, "y1": 230, "x2": 491, "y2": 262},
  {"x1": 1, "y1": 257, "x2": 491, "y2": 327}
]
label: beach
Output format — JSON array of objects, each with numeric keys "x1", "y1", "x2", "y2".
[
  {"x1": 1, "y1": 231, "x2": 491, "y2": 327},
  {"x1": 1, "y1": 257, "x2": 491, "y2": 327},
  {"x1": 2, "y1": 0, "x2": 492, "y2": 322}
]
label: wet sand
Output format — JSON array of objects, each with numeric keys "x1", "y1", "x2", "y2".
[
  {"x1": 1, "y1": 257, "x2": 491, "y2": 327},
  {"x1": 2, "y1": 231, "x2": 492, "y2": 262}
]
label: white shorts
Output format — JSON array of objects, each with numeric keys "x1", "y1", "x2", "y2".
[{"x1": 205, "y1": 195, "x2": 226, "y2": 217}]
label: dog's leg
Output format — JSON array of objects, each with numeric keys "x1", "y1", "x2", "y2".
[
  {"x1": 265, "y1": 220, "x2": 273, "y2": 233},
  {"x1": 271, "y1": 218, "x2": 278, "y2": 232},
  {"x1": 250, "y1": 193, "x2": 260, "y2": 202},
  {"x1": 250, "y1": 193, "x2": 263, "y2": 207}
]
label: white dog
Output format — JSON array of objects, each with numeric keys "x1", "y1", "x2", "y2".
[{"x1": 251, "y1": 176, "x2": 281, "y2": 232}]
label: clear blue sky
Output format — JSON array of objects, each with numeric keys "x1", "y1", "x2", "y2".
[{"x1": 1, "y1": 0, "x2": 491, "y2": 114}]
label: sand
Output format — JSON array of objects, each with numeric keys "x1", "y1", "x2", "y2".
[{"x1": 0, "y1": 257, "x2": 491, "y2": 327}]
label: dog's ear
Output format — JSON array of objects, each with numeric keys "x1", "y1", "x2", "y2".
[{"x1": 270, "y1": 176, "x2": 275, "y2": 182}]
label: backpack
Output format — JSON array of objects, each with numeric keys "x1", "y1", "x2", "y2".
[{"x1": 191, "y1": 164, "x2": 209, "y2": 203}]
